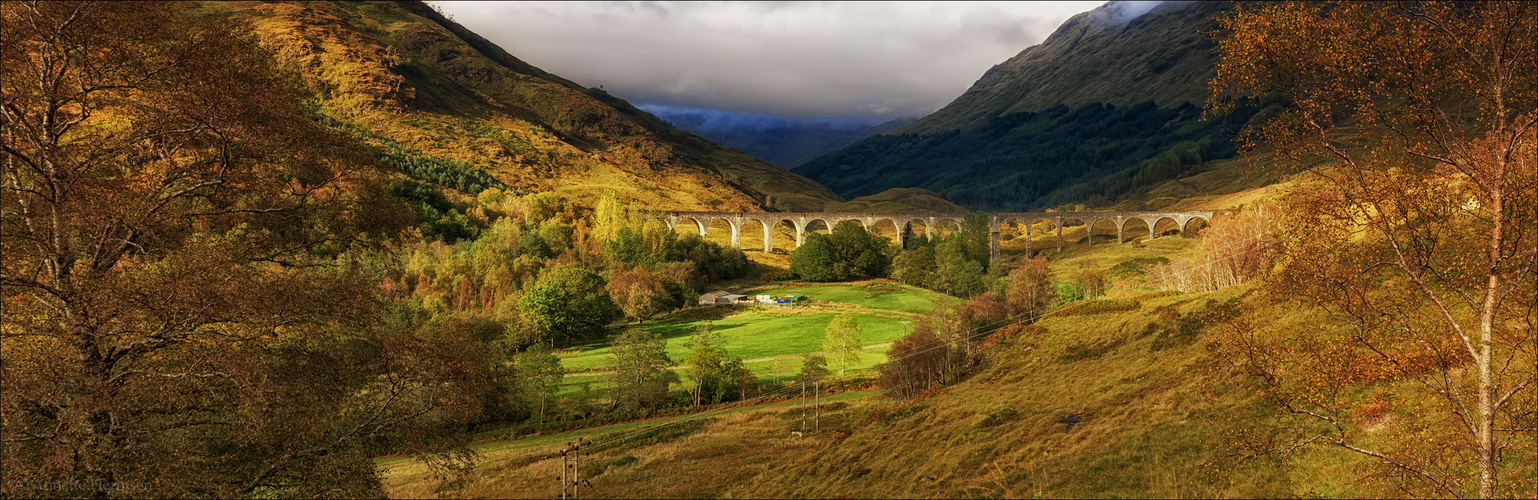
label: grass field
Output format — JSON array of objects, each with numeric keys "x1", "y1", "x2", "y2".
[
  {"x1": 381, "y1": 201, "x2": 1506, "y2": 498},
  {"x1": 380, "y1": 389, "x2": 885, "y2": 499},
  {"x1": 559, "y1": 311, "x2": 909, "y2": 374},
  {"x1": 550, "y1": 281, "x2": 957, "y2": 398}
]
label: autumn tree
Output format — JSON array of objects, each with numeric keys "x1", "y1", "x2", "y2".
[
  {"x1": 728, "y1": 359, "x2": 758, "y2": 401},
  {"x1": 925, "y1": 237, "x2": 989, "y2": 297},
  {"x1": 609, "y1": 328, "x2": 677, "y2": 411},
  {"x1": 1209, "y1": 2, "x2": 1536, "y2": 497},
  {"x1": 0, "y1": 2, "x2": 487, "y2": 496},
  {"x1": 592, "y1": 189, "x2": 676, "y2": 269},
  {"x1": 877, "y1": 324, "x2": 950, "y2": 400},
  {"x1": 1006, "y1": 255, "x2": 1054, "y2": 322},
  {"x1": 822, "y1": 313, "x2": 863, "y2": 376},
  {"x1": 607, "y1": 265, "x2": 668, "y2": 323},
  {"x1": 1150, "y1": 202, "x2": 1280, "y2": 293},
  {"x1": 959, "y1": 211, "x2": 992, "y2": 271}
]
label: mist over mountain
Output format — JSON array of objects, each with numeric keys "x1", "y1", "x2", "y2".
[
  {"x1": 640, "y1": 104, "x2": 915, "y2": 169},
  {"x1": 800, "y1": 1, "x2": 1272, "y2": 211}
]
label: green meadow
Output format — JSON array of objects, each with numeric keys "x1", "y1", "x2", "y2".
[{"x1": 553, "y1": 282, "x2": 960, "y2": 395}]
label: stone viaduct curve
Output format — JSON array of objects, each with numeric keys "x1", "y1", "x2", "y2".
[{"x1": 661, "y1": 210, "x2": 1228, "y2": 261}]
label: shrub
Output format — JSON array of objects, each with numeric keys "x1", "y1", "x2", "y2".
[
  {"x1": 1057, "y1": 298, "x2": 1140, "y2": 316},
  {"x1": 1109, "y1": 256, "x2": 1169, "y2": 279},
  {"x1": 978, "y1": 408, "x2": 1021, "y2": 428},
  {"x1": 876, "y1": 326, "x2": 950, "y2": 400},
  {"x1": 1151, "y1": 202, "x2": 1279, "y2": 292}
]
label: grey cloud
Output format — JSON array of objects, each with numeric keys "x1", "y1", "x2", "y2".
[{"x1": 430, "y1": 1, "x2": 1106, "y2": 120}]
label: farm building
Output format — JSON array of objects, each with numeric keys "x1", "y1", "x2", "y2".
[
  {"x1": 699, "y1": 291, "x2": 807, "y2": 307},
  {"x1": 698, "y1": 290, "x2": 733, "y2": 305}
]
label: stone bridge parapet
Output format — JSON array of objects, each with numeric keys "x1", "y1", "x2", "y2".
[{"x1": 660, "y1": 210, "x2": 1229, "y2": 261}]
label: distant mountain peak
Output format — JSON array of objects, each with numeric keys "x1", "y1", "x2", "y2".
[
  {"x1": 799, "y1": 1, "x2": 1261, "y2": 211},
  {"x1": 901, "y1": 1, "x2": 1226, "y2": 136}
]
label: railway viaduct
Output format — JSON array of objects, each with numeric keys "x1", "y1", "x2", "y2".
[{"x1": 661, "y1": 210, "x2": 1228, "y2": 261}]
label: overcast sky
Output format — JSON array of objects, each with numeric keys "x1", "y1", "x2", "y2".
[{"x1": 429, "y1": 1, "x2": 1111, "y2": 122}]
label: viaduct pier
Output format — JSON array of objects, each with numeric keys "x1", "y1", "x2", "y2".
[{"x1": 661, "y1": 210, "x2": 1227, "y2": 261}]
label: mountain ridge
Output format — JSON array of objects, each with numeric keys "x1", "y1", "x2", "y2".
[
  {"x1": 217, "y1": 0, "x2": 842, "y2": 212},
  {"x1": 896, "y1": 1, "x2": 1229, "y2": 136},
  {"x1": 798, "y1": 1, "x2": 1269, "y2": 212}
]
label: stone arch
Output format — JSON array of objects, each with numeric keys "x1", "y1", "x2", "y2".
[
  {"x1": 902, "y1": 219, "x2": 930, "y2": 248},
  {"x1": 1089, "y1": 217, "x2": 1119, "y2": 246},
  {"x1": 932, "y1": 218, "x2": 962, "y2": 238},
  {"x1": 1151, "y1": 217, "x2": 1181, "y2": 238},
  {"x1": 1061, "y1": 217, "x2": 1089, "y2": 246},
  {"x1": 1182, "y1": 216, "x2": 1211, "y2": 237},
  {"x1": 1120, "y1": 218, "x2": 1153, "y2": 243},
  {"x1": 870, "y1": 219, "x2": 902, "y2": 248},
  {"x1": 703, "y1": 218, "x2": 736, "y2": 247},
  {"x1": 770, "y1": 219, "x2": 798, "y2": 252},
  {"x1": 999, "y1": 218, "x2": 1033, "y2": 256},
  {"x1": 673, "y1": 217, "x2": 707, "y2": 238},
  {"x1": 741, "y1": 218, "x2": 770, "y2": 252}
]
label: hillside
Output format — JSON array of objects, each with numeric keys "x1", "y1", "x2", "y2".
[
  {"x1": 210, "y1": 1, "x2": 841, "y2": 212},
  {"x1": 369, "y1": 185, "x2": 1408, "y2": 498},
  {"x1": 822, "y1": 188, "x2": 969, "y2": 213},
  {"x1": 798, "y1": 1, "x2": 1280, "y2": 211},
  {"x1": 899, "y1": 1, "x2": 1231, "y2": 135}
]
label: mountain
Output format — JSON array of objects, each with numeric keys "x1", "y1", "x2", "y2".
[
  {"x1": 822, "y1": 188, "x2": 968, "y2": 213},
  {"x1": 641, "y1": 106, "x2": 915, "y2": 170},
  {"x1": 211, "y1": 1, "x2": 841, "y2": 212},
  {"x1": 798, "y1": 1, "x2": 1279, "y2": 211}
]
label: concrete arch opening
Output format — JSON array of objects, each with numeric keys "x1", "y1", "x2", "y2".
[
  {"x1": 901, "y1": 219, "x2": 930, "y2": 248},
  {"x1": 1026, "y1": 218, "x2": 1058, "y2": 256},
  {"x1": 741, "y1": 219, "x2": 770, "y2": 252},
  {"x1": 704, "y1": 219, "x2": 735, "y2": 247},
  {"x1": 1183, "y1": 216, "x2": 1211, "y2": 237},
  {"x1": 932, "y1": 219, "x2": 962, "y2": 239},
  {"x1": 999, "y1": 218, "x2": 1033, "y2": 257},
  {"x1": 672, "y1": 217, "x2": 707, "y2": 238},
  {"x1": 1090, "y1": 218, "x2": 1120, "y2": 245},
  {"x1": 870, "y1": 219, "x2": 901, "y2": 247},
  {"x1": 1152, "y1": 217, "x2": 1181, "y2": 238},
  {"x1": 1061, "y1": 217, "x2": 1089, "y2": 246},
  {"x1": 1121, "y1": 218, "x2": 1153, "y2": 243},
  {"x1": 770, "y1": 219, "x2": 797, "y2": 252},
  {"x1": 804, "y1": 219, "x2": 832, "y2": 236}
]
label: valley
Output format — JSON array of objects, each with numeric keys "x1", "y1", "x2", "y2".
[{"x1": 2, "y1": 1, "x2": 1530, "y2": 499}]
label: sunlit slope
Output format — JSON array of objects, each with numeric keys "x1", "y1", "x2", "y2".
[
  {"x1": 213, "y1": 0, "x2": 840, "y2": 211},
  {"x1": 380, "y1": 259, "x2": 1392, "y2": 498}
]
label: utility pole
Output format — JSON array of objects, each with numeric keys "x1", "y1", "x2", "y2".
[
  {"x1": 800, "y1": 380, "x2": 806, "y2": 432},
  {"x1": 815, "y1": 380, "x2": 821, "y2": 432},
  {"x1": 559, "y1": 438, "x2": 592, "y2": 500}
]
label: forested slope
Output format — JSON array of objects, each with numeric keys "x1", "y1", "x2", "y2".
[
  {"x1": 213, "y1": 0, "x2": 841, "y2": 212},
  {"x1": 800, "y1": 1, "x2": 1277, "y2": 211}
]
